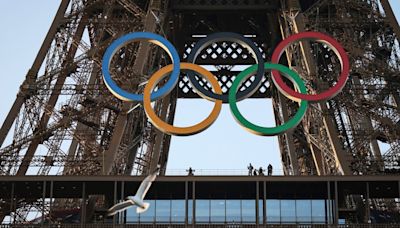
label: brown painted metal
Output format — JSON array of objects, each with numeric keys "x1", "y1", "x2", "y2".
[
  {"x1": 381, "y1": 0, "x2": 400, "y2": 40},
  {"x1": 0, "y1": 0, "x2": 400, "y2": 223},
  {"x1": 16, "y1": 17, "x2": 87, "y2": 176},
  {"x1": 0, "y1": 0, "x2": 71, "y2": 148}
]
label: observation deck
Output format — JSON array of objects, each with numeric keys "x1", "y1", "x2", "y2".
[{"x1": 0, "y1": 175, "x2": 399, "y2": 226}]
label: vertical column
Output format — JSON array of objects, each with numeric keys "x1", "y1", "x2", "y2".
[
  {"x1": 365, "y1": 182, "x2": 370, "y2": 224},
  {"x1": 41, "y1": 181, "x2": 46, "y2": 226},
  {"x1": 113, "y1": 181, "x2": 117, "y2": 225},
  {"x1": 81, "y1": 182, "x2": 86, "y2": 225},
  {"x1": 334, "y1": 181, "x2": 339, "y2": 225},
  {"x1": 281, "y1": 0, "x2": 352, "y2": 175},
  {"x1": 10, "y1": 182, "x2": 15, "y2": 225},
  {"x1": 255, "y1": 181, "x2": 259, "y2": 226},
  {"x1": 103, "y1": 0, "x2": 160, "y2": 175},
  {"x1": 121, "y1": 181, "x2": 125, "y2": 224},
  {"x1": 49, "y1": 181, "x2": 53, "y2": 226},
  {"x1": 192, "y1": 181, "x2": 196, "y2": 227},
  {"x1": 277, "y1": 92, "x2": 300, "y2": 175},
  {"x1": 149, "y1": 95, "x2": 171, "y2": 172},
  {"x1": 263, "y1": 181, "x2": 267, "y2": 225},
  {"x1": 327, "y1": 181, "x2": 332, "y2": 224},
  {"x1": 185, "y1": 181, "x2": 188, "y2": 226}
]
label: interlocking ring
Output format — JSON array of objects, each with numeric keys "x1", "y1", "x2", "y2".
[
  {"x1": 186, "y1": 32, "x2": 265, "y2": 103},
  {"x1": 271, "y1": 31, "x2": 350, "y2": 102},
  {"x1": 143, "y1": 63, "x2": 222, "y2": 136},
  {"x1": 103, "y1": 31, "x2": 348, "y2": 137},
  {"x1": 102, "y1": 32, "x2": 180, "y2": 102},
  {"x1": 229, "y1": 63, "x2": 308, "y2": 136}
]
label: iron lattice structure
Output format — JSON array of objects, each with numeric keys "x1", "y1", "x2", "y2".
[{"x1": 0, "y1": 0, "x2": 400, "y2": 223}]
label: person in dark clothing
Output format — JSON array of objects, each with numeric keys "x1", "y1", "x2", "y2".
[
  {"x1": 247, "y1": 163, "x2": 254, "y2": 176},
  {"x1": 253, "y1": 169, "x2": 258, "y2": 176},
  {"x1": 187, "y1": 167, "x2": 195, "y2": 176},
  {"x1": 267, "y1": 164, "x2": 273, "y2": 176},
  {"x1": 258, "y1": 167, "x2": 264, "y2": 176}
]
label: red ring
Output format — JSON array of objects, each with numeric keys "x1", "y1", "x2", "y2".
[{"x1": 271, "y1": 31, "x2": 350, "y2": 102}]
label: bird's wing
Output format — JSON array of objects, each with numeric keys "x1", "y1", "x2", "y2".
[
  {"x1": 136, "y1": 168, "x2": 158, "y2": 200},
  {"x1": 107, "y1": 200, "x2": 135, "y2": 216}
]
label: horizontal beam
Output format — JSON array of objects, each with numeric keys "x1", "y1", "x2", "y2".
[
  {"x1": 0, "y1": 175, "x2": 399, "y2": 182},
  {"x1": 171, "y1": 0, "x2": 279, "y2": 10}
]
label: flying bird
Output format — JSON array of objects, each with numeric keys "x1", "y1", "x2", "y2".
[{"x1": 107, "y1": 166, "x2": 159, "y2": 216}]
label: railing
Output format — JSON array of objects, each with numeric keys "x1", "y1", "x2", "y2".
[
  {"x1": 165, "y1": 169, "x2": 285, "y2": 176},
  {"x1": 1, "y1": 224, "x2": 400, "y2": 228}
]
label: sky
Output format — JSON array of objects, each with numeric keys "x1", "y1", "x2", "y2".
[{"x1": 0, "y1": 1, "x2": 399, "y2": 175}]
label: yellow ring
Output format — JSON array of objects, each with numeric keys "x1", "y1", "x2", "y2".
[{"x1": 143, "y1": 63, "x2": 223, "y2": 136}]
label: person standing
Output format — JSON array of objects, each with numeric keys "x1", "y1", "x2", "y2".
[
  {"x1": 258, "y1": 167, "x2": 264, "y2": 176},
  {"x1": 267, "y1": 164, "x2": 273, "y2": 176},
  {"x1": 247, "y1": 163, "x2": 254, "y2": 176},
  {"x1": 187, "y1": 167, "x2": 195, "y2": 176}
]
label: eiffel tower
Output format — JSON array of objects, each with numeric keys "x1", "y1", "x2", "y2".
[{"x1": 0, "y1": 0, "x2": 399, "y2": 224}]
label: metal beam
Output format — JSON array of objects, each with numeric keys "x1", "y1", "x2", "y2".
[
  {"x1": 255, "y1": 181, "x2": 259, "y2": 226},
  {"x1": 16, "y1": 16, "x2": 88, "y2": 176},
  {"x1": 0, "y1": 0, "x2": 71, "y2": 148},
  {"x1": 185, "y1": 181, "x2": 188, "y2": 226},
  {"x1": 81, "y1": 182, "x2": 86, "y2": 225},
  {"x1": 149, "y1": 95, "x2": 172, "y2": 172},
  {"x1": 102, "y1": 0, "x2": 159, "y2": 175},
  {"x1": 170, "y1": 0, "x2": 279, "y2": 10},
  {"x1": 102, "y1": 107, "x2": 129, "y2": 175},
  {"x1": 380, "y1": 0, "x2": 400, "y2": 41},
  {"x1": 334, "y1": 181, "x2": 339, "y2": 225},
  {"x1": 365, "y1": 182, "x2": 370, "y2": 224},
  {"x1": 277, "y1": 93, "x2": 300, "y2": 175},
  {"x1": 284, "y1": 5, "x2": 352, "y2": 175},
  {"x1": 192, "y1": 181, "x2": 196, "y2": 226}
]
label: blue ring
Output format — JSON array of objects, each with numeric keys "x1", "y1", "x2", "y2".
[{"x1": 102, "y1": 32, "x2": 180, "y2": 102}]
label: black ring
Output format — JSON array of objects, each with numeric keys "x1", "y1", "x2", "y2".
[{"x1": 186, "y1": 32, "x2": 265, "y2": 103}]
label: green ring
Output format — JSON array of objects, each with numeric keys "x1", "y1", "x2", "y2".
[{"x1": 229, "y1": 63, "x2": 308, "y2": 136}]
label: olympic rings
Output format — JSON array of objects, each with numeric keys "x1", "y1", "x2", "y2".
[
  {"x1": 229, "y1": 63, "x2": 308, "y2": 136},
  {"x1": 143, "y1": 63, "x2": 223, "y2": 136},
  {"x1": 102, "y1": 31, "x2": 348, "y2": 137},
  {"x1": 186, "y1": 32, "x2": 265, "y2": 103},
  {"x1": 271, "y1": 31, "x2": 350, "y2": 102},
  {"x1": 102, "y1": 32, "x2": 180, "y2": 102}
]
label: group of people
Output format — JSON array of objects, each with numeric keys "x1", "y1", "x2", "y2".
[
  {"x1": 247, "y1": 163, "x2": 273, "y2": 176},
  {"x1": 185, "y1": 164, "x2": 273, "y2": 176}
]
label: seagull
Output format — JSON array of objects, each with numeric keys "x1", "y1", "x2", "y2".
[{"x1": 107, "y1": 166, "x2": 160, "y2": 216}]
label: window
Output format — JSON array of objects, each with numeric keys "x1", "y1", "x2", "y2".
[
  {"x1": 258, "y1": 199, "x2": 264, "y2": 224},
  {"x1": 210, "y1": 200, "x2": 225, "y2": 223},
  {"x1": 196, "y1": 200, "x2": 210, "y2": 223},
  {"x1": 155, "y1": 200, "x2": 170, "y2": 223},
  {"x1": 241, "y1": 200, "x2": 256, "y2": 223},
  {"x1": 280, "y1": 200, "x2": 296, "y2": 223},
  {"x1": 226, "y1": 200, "x2": 241, "y2": 223},
  {"x1": 312, "y1": 200, "x2": 326, "y2": 223},
  {"x1": 266, "y1": 199, "x2": 280, "y2": 223},
  {"x1": 139, "y1": 200, "x2": 155, "y2": 223},
  {"x1": 296, "y1": 200, "x2": 312, "y2": 223},
  {"x1": 188, "y1": 199, "x2": 193, "y2": 224},
  {"x1": 126, "y1": 206, "x2": 139, "y2": 223},
  {"x1": 171, "y1": 200, "x2": 185, "y2": 223}
]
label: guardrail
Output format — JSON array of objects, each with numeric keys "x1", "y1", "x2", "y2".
[
  {"x1": 165, "y1": 169, "x2": 285, "y2": 176},
  {"x1": 1, "y1": 224, "x2": 400, "y2": 228}
]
